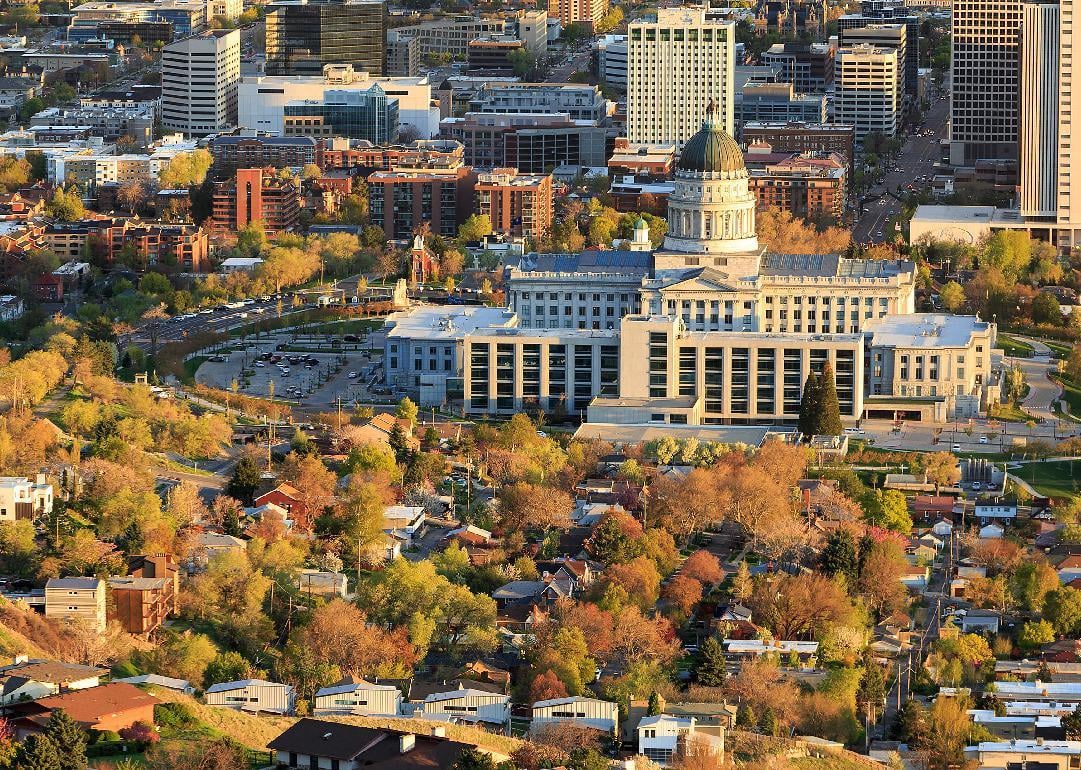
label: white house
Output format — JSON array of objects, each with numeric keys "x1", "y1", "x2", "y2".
[
  {"x1": 965, "y1": 740, "x2": 1081, "y2": 770},
  {"x1": 531, "y1": 696, "x2": 619, "y2": 735},
  {"x1": 932, "y1": 519, "x2": 954, "y2": 537},
  {"x1": 901, "y1": 565, "x2": 930, "y2": 590},
  {"x1": 0, "y1": 659, "x2": 103, "y2": 705},
  {"x1": 637, "y1": 714, "x2": 724, "y2": 766},
  {"x1": 416, "y1": 687, "x2": 510, "y2": 726},
  {"x1": 979, "y1": 523, "x2": 1005, "y2": 540},
  {"x1": 961, "y1": 610, "x2": 1001, "y2": 635},
  {"x1": 220, "y1": 257, "x2": 264, "y2": 273},
  {"x1": 993, "y1": 682, "x2": 1081, "y2": 705},
  {"x1": 205, "y1": 679, "x2": 295, "y2": 715},
  {"x1": 314, "y1": 679, "x2": 402, "y2": 717},
  {"x1": 723, "y1": 639, "x2": 818, "y2": 666},
  {"x1": 114, "y1": 674, "x2": 195, "y2": 695},
  {"x1": 974, "y1": 499, "x2": 1018, "y2": 525},
  {"x1": 0, "y1": 475, "x2": 53, "y2": 521},
  {"x1": 297, "y1": 569, "x2": 348, "y2": 599}
]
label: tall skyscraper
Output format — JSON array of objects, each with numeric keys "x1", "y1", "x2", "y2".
[
  {"x1": 1018, "y1": 0, "x2": 1081, "y2": 247},
  {"x1": 265, "y1": 0, "x2": 386, "y2": 77},
  {"x1": 834, "y1": 44, "x2": 901, "y2": 142},
  {"x1": 627, "y1": 7, "x2": 736, "y2": 146},
  {"x1": 949, "y1": 0, "x2": 1022, "y2": 166},
  {"x1": 547, "y1": 0, "x2": 608, "y2": 32},
  {"x1": 838, "y1": 0, "x2": 919, "y2": 98},
  {"x1": 161, "y1": 29, "x2": 240, "y2": 137}
]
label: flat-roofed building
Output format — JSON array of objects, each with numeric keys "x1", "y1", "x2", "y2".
[
  {"x1": 474, "y1": 167, "x2": 553, "y2": 241},
  {"x1": 45, "y1": 577, "x2": 106, "y2": 632}
]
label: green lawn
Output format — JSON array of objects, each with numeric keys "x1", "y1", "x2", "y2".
[
  {"x1": 1016, "y1": 459, "x2": 1081, "y2": 499},
  {"x1": 998, "y1": 334, "x2": 1035, "y2": 357},
  {"x1": 988, "y1": 400, "x2": 1033, "y2": 423},
  {"x1": 1052, "y1": 374, "x2": 1081, "y2": 417}
]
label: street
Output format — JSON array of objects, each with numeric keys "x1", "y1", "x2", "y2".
[{"x1": 853, "y1": 96, "x2": 950, "y2": 244}]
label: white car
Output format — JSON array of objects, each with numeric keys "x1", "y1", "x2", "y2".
[
  {"x1": 347, "y1": 371, "x2": 358, "y2": 378},
  {"x1": 254, "y1": 361, "x2": 265, "y2": 368},
  {"x1": 979, "y1": 436, "x2": 989, "y2": 444},
  {"x1": 951, "y1": 443, "x2": 961, "y2": 451}
]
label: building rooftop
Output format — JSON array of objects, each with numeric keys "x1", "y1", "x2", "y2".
[
  {"x1": 506, "y1": 250, "x2": 651, "y2": 276},
  {"x1": 865, "y1": 314, "x2": 992, "y2": 349},
  {"x1": 385, "y1": 306, "x2": 516, "y2": 341},
  {"x1": 573, "y1": 422, "x2": 794, "y2": 447}
]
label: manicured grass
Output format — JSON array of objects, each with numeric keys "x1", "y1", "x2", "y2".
[
  {"x1": 1045, "y1": 339, "x2": 1073, "y2": 358},
  {"x1": 997, "y1": 334, "x2": 1035, "y2": 357},
  {"x1": 1016, "y1": 459, "x2": 1081, "y2": 499},
  {"x1": 988, "y1": 400, "x2": 1033, "y2": 423},
  {"x1": 1052, "y1": 374, "x2": 1081, "y2": 417}
]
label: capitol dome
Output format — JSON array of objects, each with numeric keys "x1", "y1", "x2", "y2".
[{"x1": 676, "y1": 118, "x2": 746, "y2": 175}]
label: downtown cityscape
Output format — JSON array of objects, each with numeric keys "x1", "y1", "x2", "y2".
[{"x1": 0, "y1": 0, "x2": 1073, "y2": 768}]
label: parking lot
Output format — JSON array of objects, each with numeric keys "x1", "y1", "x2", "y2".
[{"x1": 194, "y1": 328, "x2": 388, "y2": 410}]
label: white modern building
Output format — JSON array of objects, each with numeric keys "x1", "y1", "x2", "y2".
[
  {"x1": 161, "y1": 29, "x2": 240, "y2": 137},
  {"x1": 205, "y1": 679, "x2": 295, "y2": 714},
  {"x1": 595, "y1": 34, "x2": 628, "y2": 88},
  {"x1": 965, "y1": 741, "x2": 1081, "y2": 770},
  {"x1": 531, "y1": 697, "x2": 619, "y2": 735},
  {"x1": 314, "y1": 679, "x2": 402, "y2": 716},
  {"x1": 416, "y1": 687, "x2": 510, "y2": 726},
  {"x1": 626, "y1": 7, "x2": 736, "y2": 145},
  {"x1": 238, "y1": 65, "x2": 439, "y2": 138},
  {"x1": 637, "y1": 714, "x2": 724, "y2": 766},
  {"x1": 834, "y1": 44, "x2": 900, "y2": 142},
  {"x1": 949, "y1": 0, "x2": 1022, "y2": 166}
]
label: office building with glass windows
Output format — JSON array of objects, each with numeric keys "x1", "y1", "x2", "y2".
[{"x1": 265, "y1": 0, "x2": 386, "y2": 76}]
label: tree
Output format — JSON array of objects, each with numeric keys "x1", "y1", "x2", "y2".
[
  {"x1": 924, "y1": 451, "x2": 960, "y2": 494},
  {"x1": 755, "y1": 207, "x2": 851, "y2": 254},
  {"x1": 451, "y1": 748, "x2": 497, "y2": 770},
  {"x1": 1045, "y1": 587, "x2": 1081, "y2": 636},
  {"x1": 458, "y1": 214, "x2": 492, "y2": 243},
  {"x1": 118, "y1": 180, "x2": 147, "y2": 214},
  {"x1": 647, "y1": 691, "x2": 663, "y2": 715},
  {"x1": 1010, "y1": 560, "x2": 1060, "y2": 613},
  {"x1": 0, "y1": 156, "x2": 30, "y2": 193},
  {"x1": 695, "y1": 636, "x2": 726, "y2": 686},
  {"x1": 891, "y1": 699, "x2": 928, "y2": 744},
  {"x1": 46, "y1": 188, "x2": 85, "y2": 222},
  {"x1": 681, "y1": 550, "x2": 723, "y2": 584},
  {"x1": 798, "y1": 371, "x2": 819, "y2": 436},
  {"x1": 11, "y1": 734, "x2": 61, "y2": 770},
  {"x1": 286, "y1": 600, "x2": 415, "y2": 680},
  {"x1": 816, "y1": 363, "x2": 843, "y2": 435},
  {"x1": 497, "y1": 483, "x2": 574, "y2": 533},
  {"x1": 663, "y1": 575, "x2": 703, "y2": 616},
  {"x1": 939, "y1": 281, "x2": 966, "y2": 313},
  {"x1": 227, "y1": 456, "x2": 261, "y2": 504},
  {"x1": 43, "y1": 709, "x2": 86, "y2": 770},
  {"x1": 529, "y1": 669, "x2": 569, "y2": 701},
  {"x1": 236, "y1": 221, "x2": 268, "y2": 257},
  {"x1": 821, "y1": 529, "x2": 859, "y2": 583},
  {"x1": 1032, "y1": 292, "x2": 1063, "y2": 325},
  {"x1": 1018, "y1": 619, "x2": 1056, "y2": 651},
  {"x1": 158, "y1": 149, "x2": 213, "y2": 188},
  {"x1": 204, "y1": 651, "x2": 255, "y2": 685},
  {"x1": 869, "y1": 489, "x2": 913, "y2": 533},
  {"x1": 1063, "y1": 705, "x2": 1081, "y2": 739},
  {"x1": 396, "y1": 397, "x2": 418, "y2": 427}
]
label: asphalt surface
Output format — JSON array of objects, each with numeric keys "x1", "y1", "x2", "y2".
[{"x1": 853, "y1": 96, "x2": 951, "y2": 244}]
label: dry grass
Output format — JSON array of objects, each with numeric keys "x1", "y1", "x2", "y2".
[{"x1": 149, "y1": 689, "x2": 523, "y2": 757}]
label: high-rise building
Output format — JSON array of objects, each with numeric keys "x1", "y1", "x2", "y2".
[
  {"x1": 949, "y1": 0, "x2": 1022, "y2": 166},
  {"x1": 160, "y1": 29, "x2": 240, "y2": 137},
  {"x1": 1018, "y1": 0, "x2": 1081, "y2": 247},
  {"x1": 837, "y1": 24, "x2": 907, "y2": 100},
  {"x1": 367, "y1": 154, "x2": 477, "y2": 240},
  {"x1": 760, "y1": 42, "x2": 834, "y2": 92},
  {"x1": 834, "y1": 44, "x2": 901, "y2": 142},
  {"x1": 474, "y1": 168, "x2": 554, "y2": 241},
  {"x1": 548, "y1": 0, "x2": 608, "y2": 32},
  {"x1": 627, "y1": 7, "x2": 736, "y2": 145},
  {"x1": 211, "y1": 168, "x2": 300, "y2": 236},
  {"x1": 265, "y1": 0, "x2": 386, "y2": 77},
  {"x1": 838, "y1": 0, "x2": 918, "y2": 98},
  {"x1": 282, "y1": 87, "x2": 399, "y2": 143}
]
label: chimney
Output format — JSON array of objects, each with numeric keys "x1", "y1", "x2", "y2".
[
  {"x1": 400, "y1": 734, "x2": 415, "y2": 753},
  {"x1": 430, "y1": 726, "x2": 446, "y2": 738}
]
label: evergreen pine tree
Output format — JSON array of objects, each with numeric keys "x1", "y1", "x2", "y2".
[
  {"x1": 759, "y1": 707, "x2": 780, "y2": 737},
  {"x1": 798, "y1": 371, "x2": 820, "y2": 436},
  {"x1": 227, "y1": 456, "x2": 261, "y2": 504},
  {"x1": 13, "y1": 734, "x2": 62, "y2": 770},
  {"x1": 647, "y1": 691, "x2": 662, "y2": 715},
  {"x1": 817, "y1": 362, "x2": 844, "y2": 436},
  {"x1": 43, "y1": 709, "x2": 86, "y2": 770},
  {"x1": 820, "y1": 529, "x2": 858, "y2": 583},
  {"x1": 695, "y1": 636, "x2": 727, "y2": 687},
  {"x1": 1063, "y1": 704, "x2": 1081, "y2": 739},
  {"x1": 736, "y1": 703, "x2": 756, "y2": 729},
  {"x1": 223, "y1": 505, "x2": 242, "y2": 536}
]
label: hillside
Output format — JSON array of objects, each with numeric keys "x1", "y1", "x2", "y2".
[
  {"x1": 149, "y1": 688, "x2": 522, "y2": 758},
  {"x1": 0, "y1": 600, "x2": 68, "y2": 661}
]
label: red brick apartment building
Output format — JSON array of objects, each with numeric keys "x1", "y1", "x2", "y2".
[
  {"x1": 212, "y1": 167, "x2": 300, "y2": 237},
  {"x1": 474, "y1": 167, "x2": 553, "y2": 241}
]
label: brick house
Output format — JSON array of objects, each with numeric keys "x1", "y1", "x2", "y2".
[
  {"x1": 9, "y1": 682, "x2": 159, "y2": 738},
  {"x1": 254, "y1": 483, "x2": 307, "y2": 528}
]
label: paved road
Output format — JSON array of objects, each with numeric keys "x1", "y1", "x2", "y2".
[
  {"x1": 1011, "y1": 355, "x2": 1062, "y2": 422},
  {"x1": 547, "y1": 47, "x2": 592, "y2": 82},
  {"x1": 853, "y1": 96, "x2": 950, "y2": 244}
]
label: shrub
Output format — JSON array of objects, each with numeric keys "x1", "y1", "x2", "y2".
[{"x1": 153, "y1": 702, "x2": 199, "y2": 730}]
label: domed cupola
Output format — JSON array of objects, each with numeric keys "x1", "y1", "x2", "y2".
[{"x1": 676, "y1": 111, "x2": 747, "y2": 176}]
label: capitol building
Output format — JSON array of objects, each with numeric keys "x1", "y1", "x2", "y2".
[{"x1": 384, "y1": 117, "x2": 1000, "y2": 429}]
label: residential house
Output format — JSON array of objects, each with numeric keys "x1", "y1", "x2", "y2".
[
  {"x1": 965, "y1": 740, "x2": 1081, "y2": 770},
  {"x1": 907, "y1": 539, "x2": 938, "y2": 565},
  {"x1": 1057, "y1": 555, "x2": 1081, "y2": 584},
  {"x1": 408, "y1": 679, "x2": 507, "y2": 701},
  {"x1": 932, "y1": 519, "x2": 955, "y2": 537},
  {"x1": 531, "y1": 696, "x2": 619, "y2": 735},
  {"x1": 979, "y1": 523, "x2": 1005, "y2": 540},
  {"x1": 637, "y1": 714, "x2": 725, "y2": 766},
  {"x1": 205, "y1": 679, "x2": 295, "y2": 714},
  {"x1": 0, "y1": 475, "x2": 53, "y2": 521},
  {"x1": 415, "y1": 686, "x2": 510, "y2": 727},
  {"x1": 974, "y1": 498, "x2": 1018, "y2": 526},
  {"x1": 127, "y1": 554, "x2": 179, "y2": 614},
  {"x1": 994, "y1": 682, "x2": 1081, "y2": 705},
  {"x1": 961, "y1": 610, "x2": 1001, "y2": 635},
  {"x1": 535, "y1": 558, "x2": 596, "y2": 589},
  {"x1": 900, "y1": 565, "x2": 930, "y2": 590},
  {"x1": 912, "y1": 495, "x2": 957, "y2": 521},
  {"x1": 297, "y1": 569, "x2": 348, "y2": 599},
  {"x1": 0, "y1": 659, "x2": 103, "y2": 705},
  {"x1": 920, "y1": 532, "x2": 945, "y2": 551},
  {"x1": 113, "y1": 674, "x2": 195, "y2": 694},
  {"x1": 107, "y1": 576, "x2": 173, "y2": 635},
  {"x1": 996, "y1": 661, "x2": 1081, "y2": 683},
  {"x1": 314, "y1": 677, "x2": 402, "y2": 716},
  {"x1": 254, "y1": 483, "x2": 308, "y2": 526},
  {"x1": 267, "y1": 718, "x2": 490, "y2": 770},
  {"x1": 457, "y1": 662, "x2": 510, "y2": 690},
  {"x1": 8, "y1": 682, "x2": 159, "y2": 738},
  {"x1": 967, "y1": 709, "x2": 1058, "y2": 740},
  {"x1": 492, "y1": 579, "x2": 571, "y2": 608},
  {"x1": 44, "y1": 577, "x2": 105, "y2": 632},
  {"x1": 383, "y1": 505, "x2": 427, "y2": 546},
  {"x1": 723, "y1": 639, "x2": 818, "y2": 668},
  {"x1": 190, "y1": 531, "x2": 247, "y2": 571}
]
